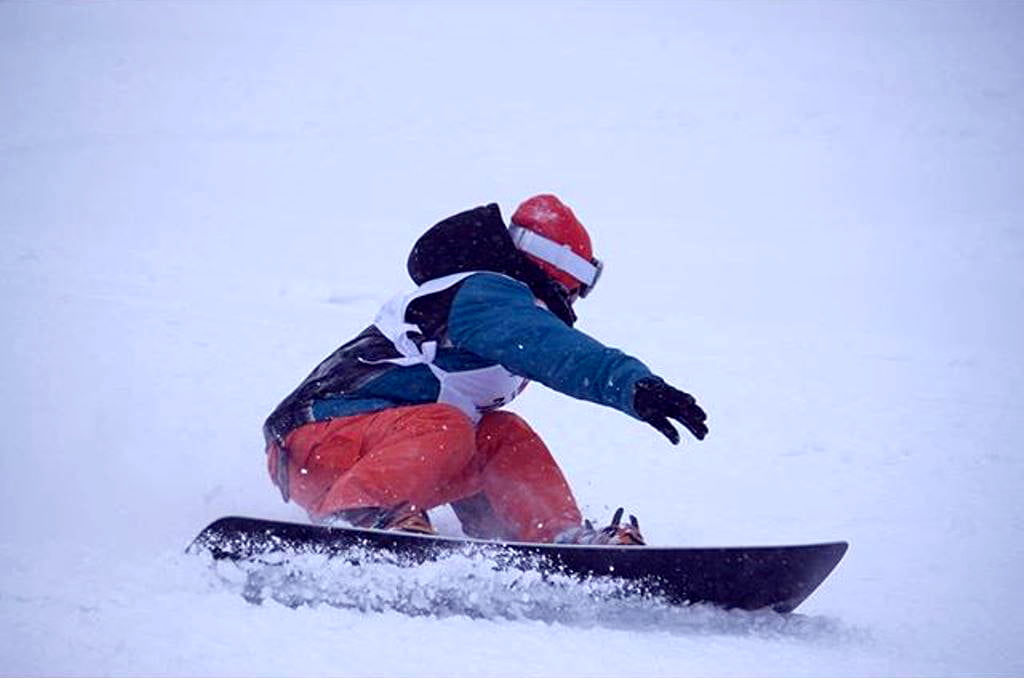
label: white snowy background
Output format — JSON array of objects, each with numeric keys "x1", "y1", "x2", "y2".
[{"x1": 2, "y1": 1, "x2": 1022, "y2": 676}]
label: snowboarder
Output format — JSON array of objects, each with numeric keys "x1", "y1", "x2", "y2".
[{"x1": 263, "y1": 195, "x2": 708, "y2": 545}]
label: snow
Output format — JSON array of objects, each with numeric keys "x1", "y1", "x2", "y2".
[{"x1": 1, "y1": 1, "x2": 1022, "y2": 675}]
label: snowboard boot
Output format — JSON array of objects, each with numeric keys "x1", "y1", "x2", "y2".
[
  {"x1": 333, "y1": 502, "x2": 437, "y2": 536},
  {"x1": 554, "y1": 508, "x2": 646, "y2": 546}
]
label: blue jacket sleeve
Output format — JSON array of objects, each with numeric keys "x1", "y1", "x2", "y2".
[{"x1": 447, "y1": 272, "x2": 653, "y2": 418}]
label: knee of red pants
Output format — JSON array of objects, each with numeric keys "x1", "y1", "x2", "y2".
[
  {"x1": 442, "y1": 410, "x2": 539, "y2": 501},
  {"x1": 312, "y1": 404, "x2": 478, "y2": 516},
  {"x1": 476, "y1": 410, "x2": 536, "y2": 450},
  {"x1": 472, "y1": 410, "x2": 582, "y2": 542}
]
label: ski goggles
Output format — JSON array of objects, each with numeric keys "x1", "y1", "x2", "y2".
[{"x1": 509, "y1": 225, "x2": 603, "y2": 299}]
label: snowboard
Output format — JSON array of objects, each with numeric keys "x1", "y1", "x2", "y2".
[{"x1": 189, "y1": 516, "x2": 848, "y2": 613}]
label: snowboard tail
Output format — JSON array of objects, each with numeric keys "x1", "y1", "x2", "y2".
[{"x1": 189, "y1": 516, "x2": 847, "y2": 613}]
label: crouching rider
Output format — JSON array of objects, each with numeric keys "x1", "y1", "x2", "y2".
[{"x1": 263, "y1": 195, "x2": 708, "y2": 544}]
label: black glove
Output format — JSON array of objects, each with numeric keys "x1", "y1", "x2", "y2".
[{"x1": 633, "y1": 377, "x2": 708, "y2": 445}]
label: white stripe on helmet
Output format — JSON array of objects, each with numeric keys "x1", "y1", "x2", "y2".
[{"x1": 508, "y1": 225, "x2": 599, "y2": 287}]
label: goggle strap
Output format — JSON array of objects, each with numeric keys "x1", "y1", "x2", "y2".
[{"x1": 509, "y1": 225, "x2": 600, "y2": 288}]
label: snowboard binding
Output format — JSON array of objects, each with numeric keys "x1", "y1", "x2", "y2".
[
  {"x1": 555, "y1": 507, "x2": 646, "y2": 546},
  {"x1": 328, "y1": 502, "x2": 437, "y2": 536}
]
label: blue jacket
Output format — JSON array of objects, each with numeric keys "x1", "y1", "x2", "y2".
[{"x1": 264, "y1": 271, "x2": 653, "y2": 445}]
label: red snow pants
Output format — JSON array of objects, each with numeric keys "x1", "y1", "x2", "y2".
[{"x1": 266, "y1": 404, "x2": 583, "y2": 542}]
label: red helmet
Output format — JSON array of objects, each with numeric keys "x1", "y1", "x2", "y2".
[{"x1": 510, "y1": 194, "x2": 603, "y2": 297}]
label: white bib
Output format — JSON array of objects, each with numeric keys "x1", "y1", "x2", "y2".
[{"x1": 370, "y1": 273, "x2": 528, "y2": 424}]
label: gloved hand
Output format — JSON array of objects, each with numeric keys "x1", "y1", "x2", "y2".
[{"x1": 633, "y1": 376, "x2": 708, "y2": 444}]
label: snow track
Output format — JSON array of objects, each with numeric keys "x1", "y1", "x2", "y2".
[{"x1": 210, "y1": 550, "x2": 860, "y2": 642}]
